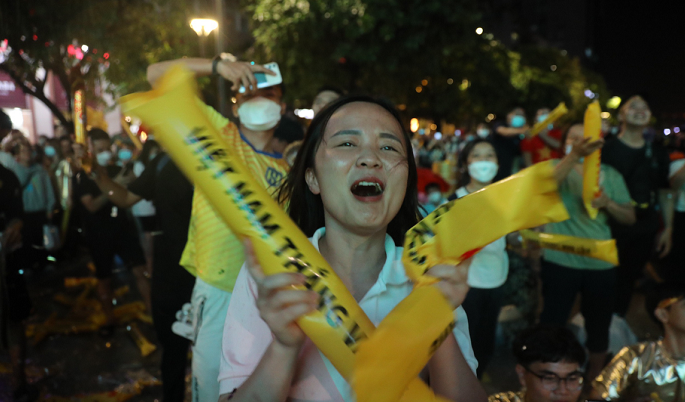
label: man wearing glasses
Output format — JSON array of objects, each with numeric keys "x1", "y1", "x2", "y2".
[
  {"x1": 590, "y1": 285, "x2": 685, "y2": 401},
  {"x1": 490, "y1": 326, "x2": 585, "y2": 402}
]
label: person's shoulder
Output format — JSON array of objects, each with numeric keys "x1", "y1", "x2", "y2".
[{"x1": 488, "y1": 391, "x2": 525, "y2": 402}]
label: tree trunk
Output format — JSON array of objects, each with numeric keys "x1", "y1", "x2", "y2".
[{"x1": 0, "y1": 64, "x2": 71, "y2": 129}]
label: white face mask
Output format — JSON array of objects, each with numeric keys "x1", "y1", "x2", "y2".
[
  {"x1": 96, "y1": 151, "x2": 113, "y2": 166},
  {"x1": 476, "y1": 128, "x2": 490, "y2": 138},
  {"x1": 427, "y1": 192, "x2": 443, "y2": 205},
  {"x1": 237, "y1": 97, "x2": 282, "y2": 131},
  {"x1": 468, "y1": 160, "x2": 498, "y2": 183}
]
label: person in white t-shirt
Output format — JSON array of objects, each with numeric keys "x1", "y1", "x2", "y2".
[
  {"x1": 131, "y1": 139, "x2": 161, "y2": 278},
  {"x1": 447, "y1": 138, "x2": 509, "y2": 378},
  {"x1": 665, "y1": 158, "x2": 685, "y2": 286},
  {"x1": 218, "y1": 96, "x2": 486, "y2": 402}
]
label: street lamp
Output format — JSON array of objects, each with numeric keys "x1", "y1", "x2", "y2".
[{"x1": 190, "y1": 18, "x2": 218, "y2": 57}]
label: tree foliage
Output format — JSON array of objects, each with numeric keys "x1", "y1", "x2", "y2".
[
  {"x1": 244, "y1": 0, "x2": 609, "y2": 126},
  {"x1": 0, "y1": 0, "x2": 197, "y2": 129}
]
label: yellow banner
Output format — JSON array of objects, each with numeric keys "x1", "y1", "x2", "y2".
[
  {"x1": 403, "y1": 160, "x2": 570, "y2": 286},
  {"x1": 583, "y1": 101, "x2": 602, "y2": 219},
  {"x1": 530, "y1": 102, "x2": 568, "y2": 136},
  {"x1": 520, "y1": 229, "x2": 619, "y2": 265}
]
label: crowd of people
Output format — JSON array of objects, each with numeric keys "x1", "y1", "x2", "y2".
[{"x1": 1, "y1": 55, "x2": 684, "y2": 402}]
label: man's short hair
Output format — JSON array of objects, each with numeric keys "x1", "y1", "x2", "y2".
[
  {"x1": 513, "y1": 325, "x2": 586, "y2": 367},
  {"x1": 273, "y1": 117, "x2": 304, "y2": 144},
  {"x1": 88, "y1": 128, "x2": 111, "y2": 143},
  {"x1": 0, "y1": 109, "x2": 12, "y2": 131},
  {"x1": 646, "y1": 284, "x2": 685, "y2": 329},
  {"x1": 424, "y1": 182, "x2": 442, "y2": 193}
]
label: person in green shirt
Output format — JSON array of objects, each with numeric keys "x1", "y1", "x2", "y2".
[{"x1": 540, "y1": 122, "x2": 636, "y2": 386}]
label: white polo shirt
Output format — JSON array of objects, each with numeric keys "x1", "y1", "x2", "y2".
[
  {"x1": 218, "y1": 227, "x2": 477, "y2": 401},
  {"x1": 454, "y1": 187, "x2": 509, "y2": 289}
]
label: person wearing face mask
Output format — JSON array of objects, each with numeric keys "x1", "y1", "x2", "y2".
[
  {"x1": 74, "y1": 128, "x2": 149, "y2": 334},
  {"x1": 520, "y1": 107, "x2": 563, "y2": 167},
  {"x1": 539, "y1": 123, "x2": 635, "y2": 384},
  {"x1": 421, "y1": 182, "x2": 448, "y2": 216},
  {"x1": 447, "y1": 139, "x2": 507, "y2": 378},
  {"x1": 476, "y1": 123, "x2": 492, "y2": 140},
  {"x1": 601, "y1": 96, "x2": 674, "y2": 319},
  {"x1": 493, "y1": 107, "x2": 530, "y2": 181},
  {"x1": 147, "y1": 57, "x2": 289, "y2": 402}
]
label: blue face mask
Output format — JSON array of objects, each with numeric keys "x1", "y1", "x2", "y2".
[
  {"x1": 118, "y1": 149, "x2": 133, "y2": 162},
  {"x1": 44, "y1": 146, "x2": 56, "y2": 157},
  {"x1": 511, "y1": 115, "x2": 526, "y2": 128},
  {"x1": 537, "y1": 114, "x2": 549, "y2": 123}
]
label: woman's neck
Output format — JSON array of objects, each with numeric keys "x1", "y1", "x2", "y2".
[
  {"x1": 662, "y1": 327, "x2": 685, "y2": 360},
  {"x1": 318, "y1": 221, "x2": 387, "y2": 302},
  {"x1": 618, "y1": 124, "x2": 646, "y2": 148},
  {"x1": 465, "y1": 179, "x2": 489, "y2": 193}
]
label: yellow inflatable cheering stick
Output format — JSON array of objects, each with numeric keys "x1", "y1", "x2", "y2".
[
  {"x1": 520, "y1": 229, "x2": 618, "y2": 265},
  {"x1": 529, "y1": 102, "x2": 568, "y2": 136},
  {"x1": 353, "y1": 160, "x2": 570, "y2": 402},
  {"x1": 583, "y1": 101, "x2": 602, "y2": 219}
]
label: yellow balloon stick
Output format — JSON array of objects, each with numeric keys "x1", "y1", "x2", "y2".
[
  {"x1": 520, "y1": 229, "x2": 618, "y2": 265},
  {"x1": 583, "y1": 101, "x2": 602, "y2": 219},
  {"x1": 529, "y1": 102, "x2": 568, "y2": 136}
]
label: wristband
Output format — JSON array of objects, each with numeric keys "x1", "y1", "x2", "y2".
[{"x1": 212, "y1": 55, "x2": 221, "y2": 76}]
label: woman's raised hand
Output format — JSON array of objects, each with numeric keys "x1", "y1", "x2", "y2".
[
  {"x1": 425, "y1": 258, "x2": 472, "y2": 309},
  {"x1": 243, "y1": 239, "x2": 319, "y2": 349}
]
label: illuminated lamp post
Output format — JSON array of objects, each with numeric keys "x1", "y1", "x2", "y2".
[{"x1": 189, "y1": 18, "x2": 218, "y2": 57}]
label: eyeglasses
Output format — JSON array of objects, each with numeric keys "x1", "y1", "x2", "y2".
[{"x1": 523, "y1": 366, "x2": 584, "y2": 391}]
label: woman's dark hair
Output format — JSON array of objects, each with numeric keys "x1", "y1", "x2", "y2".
[
  {"x1": 513, "y1": 325, "x2": 586, "y2": 367},
  {"x1": 277, "y1": 95, "x2": 421, "y2": 245},
  {"x1": 456, "y1": 138, "x2": 497, "y2": 188},
  {"x1": 138, "y1": 139, "x2": 161, "y2": 166},
  {"x1": 88, "y1": 128, "x2": 110, "y2": 143}
]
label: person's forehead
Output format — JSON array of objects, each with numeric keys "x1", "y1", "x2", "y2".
[
  {"x1": 530, "y1": 361, "x2": 580, "y2": 376},
  {"x1": 316, "y1": 90, "x2": 339, "y2": 100},
  {"x1": 472, "y1": 142, "x2": 495, "y2": 153},
  {"x1": 238, "y1": 86, "x2": 282, "y2": 100},
  {"x1": 325, "y1": 102, "x2": 402, "y2": 137}
]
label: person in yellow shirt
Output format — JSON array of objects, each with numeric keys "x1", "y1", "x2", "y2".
[{"x1": 147, "y1": 57, "x2": 289, "y2": 402}]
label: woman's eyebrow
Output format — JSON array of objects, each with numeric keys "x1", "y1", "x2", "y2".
[
  {"x1": 331, "y1": 129, "x2": 362, "y2": 138},
  {"x1": 379, "y1": 132, "x2": 403, "y2": 145}
]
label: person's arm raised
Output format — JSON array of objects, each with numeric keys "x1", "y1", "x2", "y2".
[
  {"x1": 218, "y1": 240, "x2": 318, "y2": 402},
  {"x1": 147, "y1": 58, "x2": 275, "y2": 92},
  {"x1": 553, "y1": 137, "x2": 604, "y2": 184}
]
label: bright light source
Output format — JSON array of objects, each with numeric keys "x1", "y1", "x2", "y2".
[
  {"x1": 140, "y1": 131, "x2": 148, "y2": 141},
  {"x1": 81, "y1": 44, "x2": 88, "y2": 52},
  {"x1": 421, "y1": 79, "x2": 428, "y2": 86},
  {"x1": 606, "y1": 96, "x2": 622, "y2": 109},
  {"x1": 600, "y1": 112, "x2": 610, "y2": 119},
  {"x1": 434, "y1": 132, "x2": 443, "y2": 140},
  {"x1": 410, "y1": 118, "x2": 419, "y2": 133},
  {"x1": 447, "y1": 78, "x2": 454, "y2": 85},
  {"x1": 664, "y1": 128, "x2": 671, "y2": 135},
  {"x1": 130, "y1": 124, "x2": 140, "y2": 134},
  {"x1": 416, "y1": 86, "x2": 423, "y2": 93},
  {"x1": 550, "y1": 65, "x2": 557, "y2": 71},
  {"x1": 486, "y1": 113, "x2": 495, "y2": 122},
  {"x1": 455, "y1": 129, "x2": 462, "y2": 136},
  {"x1": 584, "y1": 89, "x2": 595, "y2": 98},
  {"x1": 125, "y1": 116, "x2": 132, "y2": 123},
  {"x1": 475, "y1": 27, "x2": 483, "y2": 35},
  {"x1": 294, "y1": 108, "x2": 315, "y2": 120},
  {"x1": 190, "y1": 18, "x2": 219, "y2": 36},
  {"x1": 430, "y1": 123, "x2": 438, "y2": 131},
  {"x1": 459, "y1": 79, "x2": 470, "y2": 91},
  {"x1": 8, "y1": 108, "x2": 23, "y2": 128},
  {"x1": 675, "y1": 127, "x2": 681, "y2": 134}
]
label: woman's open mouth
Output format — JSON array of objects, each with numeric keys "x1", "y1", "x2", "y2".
[{"x1": 350, "y1": 178, "x2": 385, "y2": 202}]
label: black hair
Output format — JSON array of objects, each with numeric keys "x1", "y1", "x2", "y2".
[
  {"x1": 425, "y1": 182, "x2": 441, "y2": 193},
  {"x1": 645, "y1": 284, "x2": 685, "y2": 330},
  {"x1": 0, "y1": 109, "x2": 11, "y2": 132},
  {"x1": 277, "y1": 95, "x2": 421, "y2": 245},
  {"x1": 513, "y1": 325, "x2": 586, "y2": 367},
  {"x1": 273, "y1": 117, "x2": 305, "y2": 144},
  {"x1": 456, "y1": 138, "x2": 497, "y2": 188},
  {"x1": 58, "y1": 134, "x2": 72, "y2": 143},
  {"x1": 88, "y1": 128, "x2": 111, "y2": 143},
  {"x1": 316, "y1": 86, "x2": 345, "y2": 98},
  {"x1": 138, "y1": 139, "x2": 161, "y2": 166}
]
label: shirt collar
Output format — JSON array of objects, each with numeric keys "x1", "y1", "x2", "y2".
[{"x1": 310, "y1": 228, "x2": 410, "y2": 292}]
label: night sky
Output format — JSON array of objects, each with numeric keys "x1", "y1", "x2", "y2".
[{"x1": 594, "y1": 0, "x2": 685, "y2": 121}]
